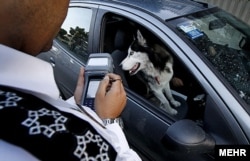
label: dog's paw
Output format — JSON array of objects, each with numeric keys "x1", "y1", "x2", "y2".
[
  {"x1": 168, "y1": 108, "x2": 178, "y2": 115},
  {"x1": 171, "y1": 100, "x2": 181, "y2": 107},
  {"x1": 161, "y1": 103, "x2": 178, "y2": 115}
]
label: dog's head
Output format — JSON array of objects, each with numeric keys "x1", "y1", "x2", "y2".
[{"x1": 120, "y1": 30, "x2": 150, "y2": 75}]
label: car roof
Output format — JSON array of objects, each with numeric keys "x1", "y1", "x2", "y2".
[{"x1": 70, "y1": 0, "x2": 214, "y2": 20}]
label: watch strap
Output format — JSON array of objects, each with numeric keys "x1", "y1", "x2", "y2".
[{"x1": 102, "y1": 117, "x2": 124, "y2": 129}]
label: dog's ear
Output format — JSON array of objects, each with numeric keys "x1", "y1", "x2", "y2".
[{"x1": 137, "y1": 30, "x2": 147, "y2": 47}]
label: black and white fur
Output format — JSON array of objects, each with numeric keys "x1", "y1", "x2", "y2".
[{"x1": 121, "y1": 30, "x2": 181, "y2": 115}]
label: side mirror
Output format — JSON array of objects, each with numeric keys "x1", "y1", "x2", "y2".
[{"x1": 162, "y1": 119, "x2": 215, "y2": 153}]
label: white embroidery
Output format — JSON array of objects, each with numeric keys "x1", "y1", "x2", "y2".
[
  {"x1": 0, "y1": 90, "x2": 23, "y2": 109},
  {"x1": 74, "y1": 130, "x2": 110, "y2": 161},
  {"x1": 22, "y1": 108, "x2": 68, "y2": 138},
  {"x1": 0, "y1": 89, "x2": 112, "y2": 159}
]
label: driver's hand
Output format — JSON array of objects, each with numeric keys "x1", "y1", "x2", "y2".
[{"x1": 95, "y1": 73, "x2": 127, "y2": 119}]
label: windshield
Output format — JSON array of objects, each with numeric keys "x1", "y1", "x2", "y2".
[{"x1": 169, "y1": 8, "x2": 250, "y2": 105}]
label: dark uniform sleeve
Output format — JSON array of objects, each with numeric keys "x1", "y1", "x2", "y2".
[{"x1": 0, "y1": 86, "x2": 117, "y2": 161}]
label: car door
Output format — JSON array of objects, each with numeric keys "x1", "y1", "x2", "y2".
[
  {"x1": 37, "y1": 3, "x2": 98, "y2": 99},
  {"x1": 95, "y1": 3, "x2": 250, "y2": 161},
  {"x1": 93, "y1": 4, "x2": 216, "y2": 161}
]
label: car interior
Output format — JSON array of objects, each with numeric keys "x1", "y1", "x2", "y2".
[{"x1": 101, "y1": 13, "x2": 207, "y2": 121}]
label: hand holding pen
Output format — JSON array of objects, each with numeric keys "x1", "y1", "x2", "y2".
[{"x1": 95, "y1": 73, "x2": 127, "y2": 119}]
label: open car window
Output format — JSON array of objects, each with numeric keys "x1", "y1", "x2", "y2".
[
  {"x1": 102, "y1": 13, "x2": 206, "y2": 121},
  {"x1": 168, "y1": 8, "x2": 250, "y2": 106}
]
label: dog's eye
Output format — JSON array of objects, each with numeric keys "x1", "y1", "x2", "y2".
[{"x1": 130, "y1": 51, "x2": 134, "y2": 55}]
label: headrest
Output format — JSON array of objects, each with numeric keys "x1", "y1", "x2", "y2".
[{"x1": 114, "y1": 28, "x2": 133, "y2": 51}]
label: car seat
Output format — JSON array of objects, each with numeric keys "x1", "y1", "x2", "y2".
[{"x1": 111, "y1": 27, "x2": 133, "y2": 87}]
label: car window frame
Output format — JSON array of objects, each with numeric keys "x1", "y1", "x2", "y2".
[{"x1": 96, "y1": 5, "x2": 209, "y2": 122}]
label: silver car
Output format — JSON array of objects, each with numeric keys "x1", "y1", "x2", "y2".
[{"x1": 38, "y1": 0, "x2": 250, "y2": 160}]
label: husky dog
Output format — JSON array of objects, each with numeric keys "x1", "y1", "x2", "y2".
[{"x1": 120, "y1": 30, "x2": 181, "y2": 115}]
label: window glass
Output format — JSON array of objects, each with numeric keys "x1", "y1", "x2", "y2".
[
  {"x1": 169, "y1": 9, "x2": 250, "y2": 105},
  {"x1": 56, "y1": 7, "x2": 92, "y2": 63}
]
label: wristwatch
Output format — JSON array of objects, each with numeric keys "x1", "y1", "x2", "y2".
[{"x1": 102, "y1": 117, "x2": 124, "y2": 129}]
